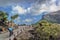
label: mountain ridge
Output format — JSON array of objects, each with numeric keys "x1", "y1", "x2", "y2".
[{"x1": 42, "y1": 10, "x2": 60, "y2": 23}]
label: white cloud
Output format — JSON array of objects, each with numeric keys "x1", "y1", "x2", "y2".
[
  {"x1": 12, "y1": 5, "x2": 32, "y2": 15},
  {"x1": 12, "y1": 5, "x2": 27, "y2": 14},
  {"x1": 27, "y1": 7, "x2": 31, "y2": 13},
  {"x1": 49, "y1": 4, "x2": 60, "y2": 12},
  {"x1": 24, "y1": 19, "x2": 32, "y2": 22},
  {"x1": 47, "y1": 0, "x2": 60, "y2": 12},
  {"x1": 11, "y1": 0, "x2": 60, "y2": 16},
  {"x1": 40, "y1": 2, "x2": 60, "y2": 12},
  {"x1": 29, "y1": 0, "x2": 60, "y2": 15}
]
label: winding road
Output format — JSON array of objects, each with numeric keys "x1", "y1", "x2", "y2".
[{"x1": 0, "y1": 26, "x2": 33, "y2": 40}]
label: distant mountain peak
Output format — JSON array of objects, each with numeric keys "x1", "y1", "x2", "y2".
[{"x1": 42, "y1": 10, "x2": 60, "y2": 23}]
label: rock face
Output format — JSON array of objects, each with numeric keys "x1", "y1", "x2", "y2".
[{"x1": 42, "y1": 10, "x2": 60, "y2": 23}]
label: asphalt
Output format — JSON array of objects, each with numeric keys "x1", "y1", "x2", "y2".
[{"x1": 0, "y1": 26, "x2": 33, "y2": 40}]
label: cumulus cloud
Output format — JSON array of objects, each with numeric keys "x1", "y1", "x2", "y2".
[
  {"x1": 46, "y1": 0, "x2": 60, "y2": 12},
  {"x1": 10, "y1": 0, "x2": 60, "y2": 16},
  {"x1": 29, "y1": 0, "x2": 60, "y2": 15},
  {"x1": 12, "y1": 5, "x2": 27, "y2": 14},
  {"x1": 11, "y1": 0, "x2": 60, "y2": 15},
  {"x1": 11, "y1": 5, "x2": 31, "y2": 15},
  {"x1": 24, "y1": 19, "x2": 32, "y2": 22}
]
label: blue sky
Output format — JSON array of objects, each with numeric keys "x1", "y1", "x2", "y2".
[{"x1": 0, "y1": 0, "x2": 60, "y2": 25}]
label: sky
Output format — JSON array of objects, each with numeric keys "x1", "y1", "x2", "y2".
[{"x1": 0, "y1": 0, "x2": 60, "y2": 25}]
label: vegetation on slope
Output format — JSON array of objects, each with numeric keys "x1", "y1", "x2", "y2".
[{"x1": 29, "y1": 20, "x2": 60, "y2": 40}]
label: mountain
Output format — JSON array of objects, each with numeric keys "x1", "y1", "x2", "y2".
[{"x1": 42, "y1": 10, "x2": 60, "y2": 23}]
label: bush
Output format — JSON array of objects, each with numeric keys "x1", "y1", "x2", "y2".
[{"x1": 29, "y1": 20, "x2": 60, "y2": 40}]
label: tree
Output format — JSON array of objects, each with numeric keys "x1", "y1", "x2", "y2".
[
  {"x1": 0, "y1": 11, "x2": 8, "y2": 26},
  {"x1": 11, "y1": 14, "x2": 19, "y2": 26}
]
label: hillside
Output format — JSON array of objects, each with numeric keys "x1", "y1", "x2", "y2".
[
  {"x1": 30, "y1": 20, "x2": 60, "y2": 40},
  {"x1": 42, "y1": 10, "x2": 60, "y2": 23}
]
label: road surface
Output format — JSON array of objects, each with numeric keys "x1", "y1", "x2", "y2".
[{"x1": 0, "y1": 26, "x2": 33, "y2": 40}]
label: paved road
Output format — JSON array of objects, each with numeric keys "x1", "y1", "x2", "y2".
[
  {"x1": 0, "y1": 26, "x2": 33, "y2": 40},
  {"x1": 0, "y1": 32, "x2": 9, "y2": 40},
  {"x1": 0, "y1": 28, "x2": 20, "y2": 40}
]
